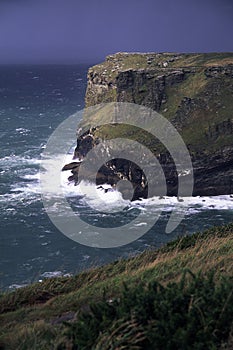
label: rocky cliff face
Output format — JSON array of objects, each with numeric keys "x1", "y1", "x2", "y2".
[{"x1": 64, "y1": 52, "x2": 233, "y2": 198}]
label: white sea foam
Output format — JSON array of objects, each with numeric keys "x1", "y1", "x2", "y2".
[
  {"x1": 39, "y1": 271, "x2": 72, "y2": 281},
  {"x1": 40, "y1": 271, "x2": 63, "y2": 278},
  {"x1": 2, "y1": 152, "x2": 233, "y2": 216},
  {"x1": 134, "y1": 222, "x2": 148, "y2": 227},
  {"x1": 8, "y1": 283, "x2": 29, "y2": 290},
  {"x1": 0, "y1": 155, "x2": 41, "y2": 168},
  {"x1": 78, "y1": 181, "x2": 129, "y2": 212},
  {"x1": 15, "y1": 127, "x2": 30, "y2": 134},
  {"x1": 133, "y1": 194, "x2": 233, "y2": 213},
  {"x1": 20, "y1": 173, "x2": 40, "y2": 181}
]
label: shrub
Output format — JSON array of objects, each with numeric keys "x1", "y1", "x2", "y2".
[{"x1": 64, "y1": 270, "x2": 233, "y2": 349}]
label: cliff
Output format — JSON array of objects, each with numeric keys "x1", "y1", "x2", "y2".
[{"x1": 64, "y1": 52, "x2": 233, "y2": 198}]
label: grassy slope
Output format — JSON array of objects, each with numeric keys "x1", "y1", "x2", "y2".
[
  {"x1": 89, "y1": 52, "x2": 233, "y2": 80},
  {"x1": 0, "y1": 223, "x2": 232, "y2": 349},
  {"x1": 85, "y1": 52, "x2": 233, "y2": 158}
]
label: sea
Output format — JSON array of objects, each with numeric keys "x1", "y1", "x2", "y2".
[{"x1": 0, "y1": 64, "x2": 233, "y2": 291}]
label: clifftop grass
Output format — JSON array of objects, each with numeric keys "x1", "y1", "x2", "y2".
[
  {"x1": 85, "y1": 52, "x2": 233, "y2": 158},
  {"x1": 90, "y1": 52, "x2": 233, "y2": 80},
  {"x1": 0, "y1": 223, "x2": 232, "y2": 349}
]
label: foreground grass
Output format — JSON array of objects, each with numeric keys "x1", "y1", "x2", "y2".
[{"x1": 0, "y1": 223, "x2": 232, "y2": 349}]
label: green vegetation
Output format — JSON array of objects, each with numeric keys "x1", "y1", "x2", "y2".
[
  {"x1": 90, "y1": 52, "x2": 233, "y2": 80},
  {"x1": 67, "y1": 272, "x2": 233, "y2": 350},
  {"x1": 0, "y1": 223, "x2": 232, "y2": 349},
  {"x1": 84, "y1": 52, "x2": 233, "y2": 161},
  {"x1": 161, "y1": 68, "x2": 207, "y2": 120}
]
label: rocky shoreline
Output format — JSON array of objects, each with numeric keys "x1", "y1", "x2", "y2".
[{"x1": 63, "y1": 52, "x2": 233, "y2": 200}]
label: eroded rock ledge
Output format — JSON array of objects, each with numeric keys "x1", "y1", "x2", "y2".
[{"x1": 63, "y1": 52, "x2": 233, "y2": 199}]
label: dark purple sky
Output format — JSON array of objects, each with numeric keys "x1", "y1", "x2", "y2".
[{"x1": 0, "y1": 0, "x2": 232, "y2": 64}]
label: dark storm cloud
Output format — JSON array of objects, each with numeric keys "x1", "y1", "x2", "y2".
[{"x1": 0, "y1": 0, "x2": 232, "y2": 64}]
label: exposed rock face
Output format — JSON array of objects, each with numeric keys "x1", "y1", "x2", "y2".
[
  {"x1": 115, "y1": 69, "x2": 186, "y2": 111},
  {"x1": 64, "y1": 52, "x2": 233, "y2": 199}
]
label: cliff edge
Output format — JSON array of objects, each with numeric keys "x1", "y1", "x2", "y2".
[{"x1": 64, "y1": 52, "x2": 233, "y2": 198}]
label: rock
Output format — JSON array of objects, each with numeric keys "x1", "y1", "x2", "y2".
[
  {"x1": 62, "y1": 162, "x2": 82, "y2": 171},
  {"x1": 64, "y1": 52, "x2": 233, "y2": 200}
]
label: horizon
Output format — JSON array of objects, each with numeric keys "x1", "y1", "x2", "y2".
[{"x1": 0, "y1": 50, "x2": 232, "y2": 67}]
